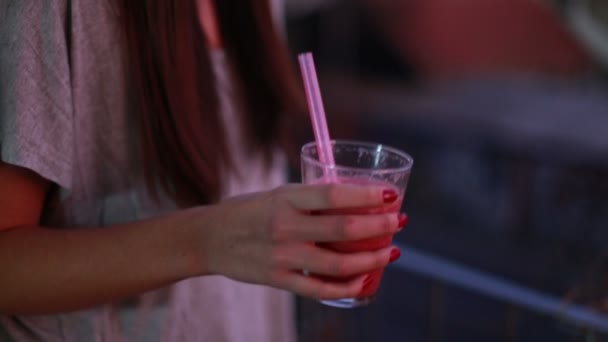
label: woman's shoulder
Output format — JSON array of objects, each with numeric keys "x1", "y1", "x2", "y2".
[
  {"x1": 1, "y1": 0, "x2": 117, "y2": 36},
  {"x1": 1, "y1": 1, "x2": 69, "y2": 25},
  {"x1": 0, "y1": 0, "x2": 128, "y2": 192}
]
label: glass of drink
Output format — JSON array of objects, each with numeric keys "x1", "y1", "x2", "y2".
[{"x1": 301, "y1": 140, "x2": 413, "y2": 308}]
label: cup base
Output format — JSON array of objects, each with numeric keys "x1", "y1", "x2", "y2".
[{"x1": 320, "y1": 296, "x2": 375, "y2": 309}]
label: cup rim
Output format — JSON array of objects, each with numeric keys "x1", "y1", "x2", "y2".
[{"x1": 301, "y1": 139, "x2": 414, "y2": 174}]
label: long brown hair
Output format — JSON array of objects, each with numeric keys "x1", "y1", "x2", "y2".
[{"x1": 117, "y1": 0, "x2": 304, "y2": 206}]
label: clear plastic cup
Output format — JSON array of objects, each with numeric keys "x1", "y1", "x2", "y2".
[{"x1": 301, "y1": 140, "x2": 413, "y2": 308}]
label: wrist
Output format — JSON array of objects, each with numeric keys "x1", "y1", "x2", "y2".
[{"x1": 160, "y1": 206, "x2": 212, "y2": 279}]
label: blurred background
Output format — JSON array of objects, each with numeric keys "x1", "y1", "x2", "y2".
[{"x1": 282, "y1": 0, "x2": 608, "y2": 341}]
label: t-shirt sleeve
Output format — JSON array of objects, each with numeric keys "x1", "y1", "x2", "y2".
[{"x1": 0, "y1": 1, "x2": 73, "y2": 189}]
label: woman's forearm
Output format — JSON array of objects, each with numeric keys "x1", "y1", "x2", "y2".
[
  {"x1": 0, "y1": 208, "x2": 205, "y2": 315},
  {"x1": 0, "y1": 183, "x2": 407, "y2": 315}
]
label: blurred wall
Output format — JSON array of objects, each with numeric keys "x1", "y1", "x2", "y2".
[{"x1": 365, "y1": 0, "x2": 595, "y2": 78}]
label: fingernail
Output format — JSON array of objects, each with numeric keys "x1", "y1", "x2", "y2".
[
  {"x1": 398, "y1": 213, "x2": 409, "y2": 230},
  {"x1": 363, "y1": 274, "x2": 374, "y2": 288},
  {"x1": 383, "y1": 190, "x2": 398, "y2": 203},
  {"x1": 362, "y1": 275, "x2": 376, "y2": 294},
  {"x1": 359, "y1": 275, "x2": 375, "y2": 297},
  {"x1": 389, "y1": 248, "x2": 401, "y2": 263}
]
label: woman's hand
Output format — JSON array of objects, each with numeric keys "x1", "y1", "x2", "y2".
[{"x1": 197, "y1": 183, "x2": 406, "y2": 300}]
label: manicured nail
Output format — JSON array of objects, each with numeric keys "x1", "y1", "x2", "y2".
[
  {"x1": 363, "y1": 279, "x2": 376, "y2": 294},
  {"x1": 360, "y1": 274, "x2": 376, "y2": 296},
  {"x1": 398, "y1": 213, "x2": 409, "y2": 230},
  {"x1": 389, "y1": 248, "x2": 401, "y2": 263},
  {"x1": 363, "y1": 274, "x2": 374, "y2": 288},
  {"x1": 383, "y1": 190, "x2": 398, "y2": 203}
]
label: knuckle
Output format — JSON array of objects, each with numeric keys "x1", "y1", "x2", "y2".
[
  {"x1": 278, "y1": 183, "x2": 297, "y2": 192},
  {"x1": 374, "y1": 252, "x2": 388, "y2": 268},
  {"x1": 324, "y1": 184, "x2": 342, "y2": 207},
  {"x1": 269, "y1": 188, "x2": 287, "y2": 206},
  {"x1": 267, "y1": 269, "x2": 285, "y2": 286},
  {"x1": 346, "y1": 285, "x2": 361, "y2": 298},
  {"x1": 382, "y1": 214, "x2": 395, "y2": 234},
  {"x1": 271, "y1": 185, "x2": 304, "y2": 211},
  {"x1": 337, "y1": 216, "x2": 356, "y2": 239},
  {"x1": 366, "y1": 187, "x2": 379, "y2": 205},
  {"x1": 330, "y1": 258, "x2": 349, "y2": 276},
  {"x1": 313, "y1": 282, "x2": 329, "y2": 300},
  {"x1": 269, "y1": 214, "x2": 290, "y2": 241},
  {"x1": 269, "y1": 248, "x2": 289, "y2": 268}
]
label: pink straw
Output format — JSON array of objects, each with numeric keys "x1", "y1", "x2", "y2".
[{"x1": 298, "y1": 52, "x2": 336, "y2": 178}]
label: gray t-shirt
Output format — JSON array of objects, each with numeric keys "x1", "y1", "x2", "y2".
[{"x1": 0, "y1": 1, "x2": 295, "y2": 341}]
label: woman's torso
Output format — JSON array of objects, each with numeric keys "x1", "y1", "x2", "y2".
[{"x1": 0, "y1": 1, "x2": 294, "y2": 341}]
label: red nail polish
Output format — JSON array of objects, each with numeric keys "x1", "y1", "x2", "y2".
[
  {"x1": 383, "y1": 190, "x2": 398, "y2": 203},
  {"x1": 398, "y1": 213, "x2": 409, "y2": 229},
  {"x1": 363, "y1": 274, "x2": 374, "y2": 288},
  {"x1": 360, "y1": 274, "x2": 375, "y2": 296},
  {"x1": 389, "y1": 248, "x2": 401, "y2": 263}
]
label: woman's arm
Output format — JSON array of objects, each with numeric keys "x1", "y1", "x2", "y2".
[
  {"x1": 0, "y1": 162, "x2": 202, "y2": 315},
  {"x1": 0, "y1": 162, "x2": 403, "y2": 315}
]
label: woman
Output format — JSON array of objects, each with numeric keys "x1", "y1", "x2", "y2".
[{"x1": 0, "y1": 0, "x2": 405, "y2": 341}]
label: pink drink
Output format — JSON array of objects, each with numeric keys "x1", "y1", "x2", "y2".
[{"x1": 312, "y1": 179, "x2": 403, "y2": 298}]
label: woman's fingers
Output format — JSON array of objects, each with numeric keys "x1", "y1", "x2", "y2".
[
  {"x1": 272, "y1": 270, "x2": 369, "y2": 300},
  {"x1": 278, "y1": 183, "x2": 399, "y2": 211},
  {"x1": 273, "y1": 244, "x2": 399, "y2": 278},
  {"x1": 275, "y1": 212, "x2": 404, "y2": 242},
  {"x1": 273, "y1": 245, "x2": 402, "y2": 300}
]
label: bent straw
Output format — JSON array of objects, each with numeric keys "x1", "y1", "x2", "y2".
[{"x1": 298, "y1": 52, "x2": 336, "y2": 180}]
